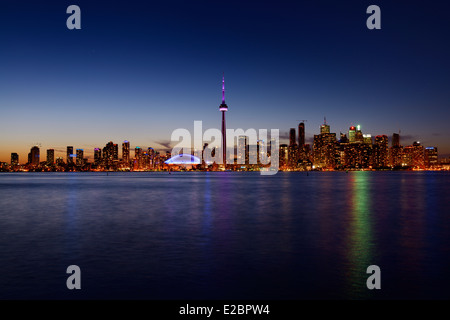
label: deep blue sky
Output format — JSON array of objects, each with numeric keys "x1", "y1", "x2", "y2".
[{"x1": 1, "y1": 0, "x2": 450, "y2": 161}]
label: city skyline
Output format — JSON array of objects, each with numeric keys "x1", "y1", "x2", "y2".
[
  {"x1": 2, "y1": 117, "x2": 443, "y2": 170},
  {"x1": 1, "y1": 1, "x2": 450, "y2": 162}
]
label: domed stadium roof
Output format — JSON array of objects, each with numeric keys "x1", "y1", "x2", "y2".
[{"x1": 164, "y1": 154, "x2": 201, "y2": 165}]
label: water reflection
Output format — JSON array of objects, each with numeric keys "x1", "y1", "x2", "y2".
[{"x1": 345, "y1": 172, "x2": 374, "y2": 299}]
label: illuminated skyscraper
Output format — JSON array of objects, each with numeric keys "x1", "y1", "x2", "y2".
[
  {"x1": 67, "y1": 146, "x2": 74, "y2": 164},
  {"x1": 122, "y1": 140, "x2": 130, "y2": 163},
  {"x1": 392, "y1": 133, "x2": 400, "y2": 147},
  {"x1": 355, "y1": 125, "x2": 364, "y2": 143},
  {"x1": 289, "y1": 128, "x2": 296, "y2": 146},
  {"x1": 425, "y1": 147, "x2": 438, "y2": 168},
  {"x1": 94, "y1": 148, "x2": 102, "y2": 165},
  {"x1": 219, "y1": 75, "x2": 228, "y2": 166},
  {"x1": 237, "y1": 135, "x2": 248, "y2": 165},
  {"x1": 348, "y1": 126, "x2": 356, "y2": 143},
  {"x1": 390, "y1": 133, "x2": 402, "y2": 167},
  {"x1": 279, "y1": 144, "x2": 288, "y2": 169},
  {"x1": 76, "y1": 149, "x2": 84, "y2": 166},
  {"x1": 298, "y1": 122, "x2": 305, "y2": 148},
  {"x1": 320, "y1": 117, "x2": 330, "y2": 134},
  {"x1": 313, "y1": 119, "x2": 336, "y2": 169},
  {"x1": 30, "y1": 146, "x2": 40, "y2": 166},
  {"x1": 373, "y1": 135, "x2": 389, "y2": 168},
  {"x1": 102, "y1": 141, "x2": 118, "y2": 166},
  {"x1": 47, "y1": 149, "x2": 54, "y2": 165},
  {"x1": 412, "y1": 141, "x2": 425, "y2": 168},
  {"x1": 134, "y1": 146, "x2": 142, "y2": 169},
  {"x1": 363, "y1": 134, "x2": 372, "y2": 145},
  {"x1": 11, "y1": 153, "x2": 19, "y2": 166}
]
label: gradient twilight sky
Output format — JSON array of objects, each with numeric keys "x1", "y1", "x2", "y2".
[{"x1": 1, "y1": 0, "x2": 450, "y2": 162}]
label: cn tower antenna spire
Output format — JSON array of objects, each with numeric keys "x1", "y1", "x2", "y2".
[
  {"x1": 219, "y1": 73, "x2": 228, "y2": 168},
  {"x1": 222, "y1": 73, "x2": 225, "y2": 104}
]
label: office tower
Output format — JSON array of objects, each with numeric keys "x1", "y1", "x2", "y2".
[
  {"x1": 340, "y1": 133, "x2": 349, "y2": 143},
  {"x1": 313, "y1": 120, "x2": 336, "y2": 169},
  {"x1": 390, "y1": 133, "x2": 402, "y2": 167},
  {"x1": 257, "y1": 139, "x2": 268, "y2": 165},
  {"x1": 363, "y1": 134, "x2": 372, "y2": 145},
  {"x1": 103, "y1": 141, "x2": 117, "y2": 166},
  {"x1": 355, "y1": 125, "x2": 364, "y2": 143},
  {"x1": 279, "y1": 144, "x2": 288, "y2": 168},
  {"x1": 289, "y1": 128, "x2": 296, "y2": 146},
  {"x1": 298, "y1": 122, "x2": 305, "y2": 148},
  {"x1": 47, "y1": 149, "x2": 55, "y2": 165},
  {"x1": 67, "y1": 146, "x2": 74, "y2": 164},
  {"x1": 11, "y1": 153, "x2": 19, "y2": 166},
  {"x1": 237, "y1": 135, "x2": 248, "y2": 165},
  {"x1": 219, "y1": 75, "x2": 228, "y2": 166},
  {"x1": 402, "y1": 146, "x2": 413, "y2": 166},
  {"x1": 373, "y1": 135, "x2": 389, "y2": 168},
  {"x1": 348, "y1": 126, "x2": 356, "y2": 143},
  {"x1": 288, "y1": 144, "x2": 299, "y2": 169},
  {"x1": 425, "y1": 147, "x2": 438, "y2": 168},
  {"x1": 392, "y1": 133, "x2": 400, "y2": 147},
  {"x1": 30, "y1": 146, "x2": 40, "y2": 166},
  {"x1": 134, "y1": 147, "x2": 142, "y2": 169},
  {"x1": 113, "y1": 143, "x2": 118, "y2": 160},
  {"x1": 122, "y1": 140, "x2": 130, "y2": 163},
  {"x1": 412, "y1": 141, "x2": 425, "y2": 168},
  {"x1": 76, "y1": 149, "x2": 84, "y2": 166},
  {"x1": 148, "y1": 147, "x2": 155, "y2": 168},
  {"x1": 320, "y1": 117, "x2": 330, "y2": 134},
  {"x1": 94, "y1": 148, "x2": 101, "y2": 165}
]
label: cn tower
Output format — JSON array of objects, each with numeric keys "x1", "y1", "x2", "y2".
[{"x1": 219, "y1": 75, "x2": 228, "y2": 167}]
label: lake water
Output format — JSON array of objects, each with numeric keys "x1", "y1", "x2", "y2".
[{"x1": 0, "y1": 171, "x2": 449, "y2": 300}]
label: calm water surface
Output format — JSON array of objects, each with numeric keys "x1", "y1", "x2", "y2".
[{"x1": 0, "y1": 171, "x2": 449, "y2": 299}]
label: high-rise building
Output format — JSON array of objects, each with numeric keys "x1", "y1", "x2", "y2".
[
  {"x1": 425, "y1": 147, "x2": 438, "y2": 168},
  {"x1": 288, "y1": 144, "x2": 299, "y2": 169},
  {"x1": 320, "y1": 117, "x2": 330, "y2": 134},
  {"x1": 134, "y1": 147, "x2": 142, "y2": 169},
  {"x1": 412, "y1": 141, "x2": 425, "y2": 168},
  {"x1": 47, "y1": 149, "x2": 54, "y2": 165},
  {"x1": 122, "y1": 140, "x2": 130, "y2": 163},
  {"x1": 289, "y1": 128, "x2": 296, "y2": 146},
  {"x1": 147, "y1": 147, "x2": 155, "y2": 168},
  {"x1": 94, "y1": 148, "x2": 102, "y2": 165},
  {"x1": 298, "y1": 122, "x2": 305, "y2": 148},
  {"x1": 257, "y1": 140, "x2": 268, "y2": 165},
  {"x1": 340, "y1": 133, "x2": 349, "y2": 143},
  {"x1": 279, "y1": 144, "x2": 288, "y2": 169},
  {"x1": 348, "y1": 126, "x2": 356, "y2": 143},
  {"x1": 67, "y1": 146, "x2": 74, "y2": 164},
  {"x1": 102, "y1": 141, "x2": 118, "y2": 167},
  {"x1": 76, "y1": 149, "x2": 84, "y2": 166},
  {"x1": 30, "y1": 146, "x2": 40, "y2": 166},
  {"x1": 373, "y1": 135, "x2": 388, "y2": 168},
  {"x1": 392, "y1": 133, "x2": 400, "y2": 147},
  {"x1": 219, "y1": 75, "x2": 228, "y2": 166},
  {"x1": 363, "y1": 134, "x2": 372, "y2": 145},
  {"x1": 355, "y1": 125, "x2": 364, "y2": 143},
  {"x1": 11, "y1": 153, "x2": 19, "y2": 166},
  {"x1": 390, "y1": 133, "x2": 402, "y2": 167},
  {"x1": 402, "y1": 146, "x2": 413, "y2": 166},
  {"x1": 313, "y1": 120, "x2": 336, "y2": 169},
  {"x1": 237, "y1": 135, "x2": 248, "y2": 165}
]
